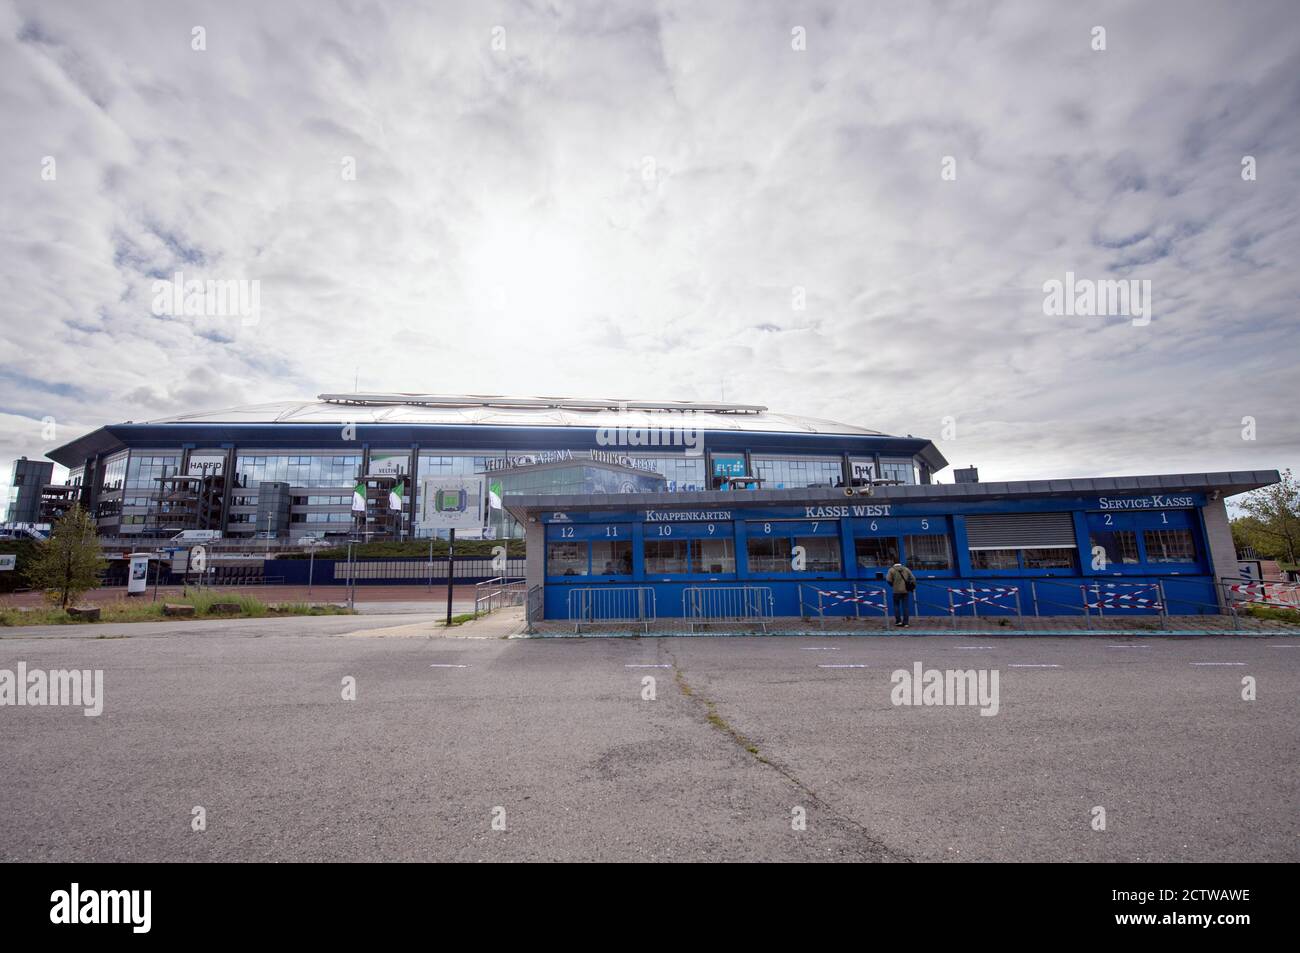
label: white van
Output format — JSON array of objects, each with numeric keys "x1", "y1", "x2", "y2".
[{"x1": 171, "y1": 530, "x2": 223, "y2": 542}]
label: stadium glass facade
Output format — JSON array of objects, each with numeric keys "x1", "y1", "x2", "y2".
[{"x1": 44, "y1": 395, "x2": 945, "y2": 541}]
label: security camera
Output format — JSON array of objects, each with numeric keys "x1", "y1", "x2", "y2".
[{"x1": 843, "y1": 487, "x2": 854, "y2": 497}]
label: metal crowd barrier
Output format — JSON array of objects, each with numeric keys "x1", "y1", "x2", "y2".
[
  {"x1": 567, "y1": 586, "x2": 656, "y2": 633},
  {"x1": 682, "y1": 586, "x2": 775, "y2": 632}
]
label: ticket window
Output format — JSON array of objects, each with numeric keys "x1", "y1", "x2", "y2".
[
  {"x1": 743, "y1": 520, "x2": 842, "y2": 576},
  {"x1": 642, "y1": 521, "x2": 737, "y2": 578},
  {"x1": 546, "y1": 523, "x2": 634, "y2": 578},
  {"x1": 854, "y1": 537, "x2": 899, "y2": 579}
]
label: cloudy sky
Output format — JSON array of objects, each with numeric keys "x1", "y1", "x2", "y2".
[{"x1": 1, "y1": 0, "x2": 1297, "y2": 506}]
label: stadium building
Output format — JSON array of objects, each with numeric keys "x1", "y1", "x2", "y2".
[
  {"x1": 38, "y1": 393, "x2": 1278, "y2": 619},
  {"x1": 43, "y1": 393, "x2": 946, "y2": 541}
]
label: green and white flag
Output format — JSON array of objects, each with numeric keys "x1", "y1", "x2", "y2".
[
  {"x1": 488, "y1": 479, "x2": 504, "y2": 510},
  {"x1": 352, "y1": 481, "x2": 366, "y2": 512},
  {"x1": 389, "y1": 482, "x2": 405, "y2": 512}
]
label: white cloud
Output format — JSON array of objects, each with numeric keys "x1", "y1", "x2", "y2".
[{"x1": 1, "y1": 0, "x2": 1297, "y2": 492}]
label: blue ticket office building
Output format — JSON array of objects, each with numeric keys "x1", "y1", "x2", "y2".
[{"x1": 508, "y1": 470, "x2": 1279, "y2": 623}]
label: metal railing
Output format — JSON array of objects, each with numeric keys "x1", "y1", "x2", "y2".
[
  {"x1": 1220, "y1": 577, "x2": 1300, "y2": 612},
  {"x1": 1079, "y1": 581, "x2": 1169, "y2": 630},
  {"x1": 473, "y1": 576, "x2": 526, "y2": 616},
  {"x1": 799, "y1": 583, "x2": 890, "y2": 627},
  {"x1": 682, "y1": 586, "x2": 775, "y2": 632},
  {"x1": 945, "y1": 585, "x2": 1023, "y2": 628},
  {"x1": 525, "y1": 585, "x2": 544, "y2": 633},
  {"x1": 567, "y1": 586, "x2": 656, "y2": 632}
]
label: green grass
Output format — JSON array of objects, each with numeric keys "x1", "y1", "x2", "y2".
[
  {"x1": 1243, "y1": 604, "x2": 1300, "y2": 625},
  {"x1": 439, "y1": 612, "x2": 478, "y2": 627},
  {"x1": 0, "y1": 592, "x2": 355, "y2": 627}
]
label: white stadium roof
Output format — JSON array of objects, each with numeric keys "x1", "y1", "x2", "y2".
[{"x1": 142, "y1": 394, "x2": 891, "y2": 437}]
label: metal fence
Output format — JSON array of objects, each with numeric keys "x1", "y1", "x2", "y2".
[
  {"x1": 566, "y1": 587, "x2": 657, "y2": 632},
  {"x1": 799, "y1": 584, "x2": 891, "y2": 627},
  {"x1": 526, "y1": 585, "x2": 545, "y2": 633},
  {"x1": 682, "y1": 586, "x2": 775, "y2": 632},
  {"x1": 1221, "y1": 578, "x2": 1300, "y2": 611}
]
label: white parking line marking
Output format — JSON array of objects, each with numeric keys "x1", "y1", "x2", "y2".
[
  {"x1": 817, "y1": 664, "x2": 868, "y2": 669},
  {"x1": 956, "y1": 646, "x2": 994, "y2": 650},
  {"x1": 625, "y1": 664, "x2": 671, "y2": 668},
  {"x1": 1010, "y1": 664, "x2": 1062, "y2": 668},
  {"x1": 1268, "y1": 645, "x2": 1300, "y2": 649},
  {"x1": 1106, "y1": 645, "x2": 1151, "y2": 649},
  {"x1": 799, "y1": 647, "x2": 840, "y2": 651},
  {"x1": 1190, "y1": 662, "x2": 1245, "y2": 666},
  {"x1": 429, "y1": 664, "x2": 469, "y2": 668}
]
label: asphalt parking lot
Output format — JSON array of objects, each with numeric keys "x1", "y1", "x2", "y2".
[{"x1": 1, "y1": 618, "x2": 1297, "y2": 862}]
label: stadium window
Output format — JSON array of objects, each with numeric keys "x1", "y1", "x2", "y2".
[{"x1": 878, "y1": 458, "x2": 917, "y2": 485}]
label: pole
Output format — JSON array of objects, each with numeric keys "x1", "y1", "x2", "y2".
[
  {"x1": 346, "y1": 538, "x2": 354, "y2": 610},
  {"x1": 445, "y1": 528, "x2": 456, "y2": 626},
  {"x1": 428, "y1": 535, "x2": 434, "y2": 592},
  {"x1": 308, "y1": 544, "x2": 315, "y2": 596}
]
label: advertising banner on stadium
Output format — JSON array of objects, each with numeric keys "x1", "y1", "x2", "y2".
[{"x1": 418, "y1": 476, "x2": 484, "y2": 531}]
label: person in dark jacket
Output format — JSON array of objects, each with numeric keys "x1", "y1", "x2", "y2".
[{"x1": 885, "y1": 561, "x2": 916, "y2": 627}]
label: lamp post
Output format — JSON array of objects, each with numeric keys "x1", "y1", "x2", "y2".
[{"x1": 306, "y1": 539, "x2": 323, "y2": 596}]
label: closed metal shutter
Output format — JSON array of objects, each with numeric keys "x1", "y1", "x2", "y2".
[{"x1": 965, "y1": 513, "x2": 1076, "y2": 549}]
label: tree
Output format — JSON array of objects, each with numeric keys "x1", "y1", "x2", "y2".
[
  {"x1": 1233, "y1": 469, "x2": 1300, "y2": 568},
  {"x1": 25, "y1": 505, "x2": 106, "y2": 609}
]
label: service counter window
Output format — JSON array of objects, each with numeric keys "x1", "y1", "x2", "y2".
[
  {"x1": 1088, "y1": 530, "x2": 1140, "y2": 565},
  {"x1": 744, "y1": 520, "x2": 842, "y2": 575},
  {"x1": 969, "y1": 548, "x2": 1018, "y2": 570},
  {"x1": 591, "y1": 539, "x2": 633, "y2": 575},
  {"x1": 851, "y1": 516, "x2": 950, "y2": 576},
  {"x1": 1020, "y1": 548, "x2": 1075, "y2": 569},
  {"x1": 546, "y1": 541, "x2": 588, "y2": 577},
  {"x1": 643, "y1": 521, "x2": 737, "y2": 577},
  {"x1": 904, "y1": 534, "x2": 952, "y2": 571},
  {"x1": 645, "y1": 539, "x2": 690, "y2": 574},
  {"x1": 691, "y1": 538, "x2": 736, "y2": 574},
  {"x1": 1142, "y1": 528, "x2": 1196, "y2": 563},
  {"x1": 546, "y1": 523, "x2": 634, "y2": 578},
  {"x1": 972, "y1": 547, "x2": 1074, "y2": 570},
  {"x1": 855, "y1": 537, "x2": 898, "y2": 569},
  {"x1": 965, "y1": 513, "x2": 1077, "y2": 575},
  {"x1": 1084, "y1": 510, "x2": 1201, "y2": 572}
]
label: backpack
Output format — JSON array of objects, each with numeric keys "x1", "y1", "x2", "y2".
[{"x1": 905, "y1": 569, "x2": 916, "y2": 593}]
